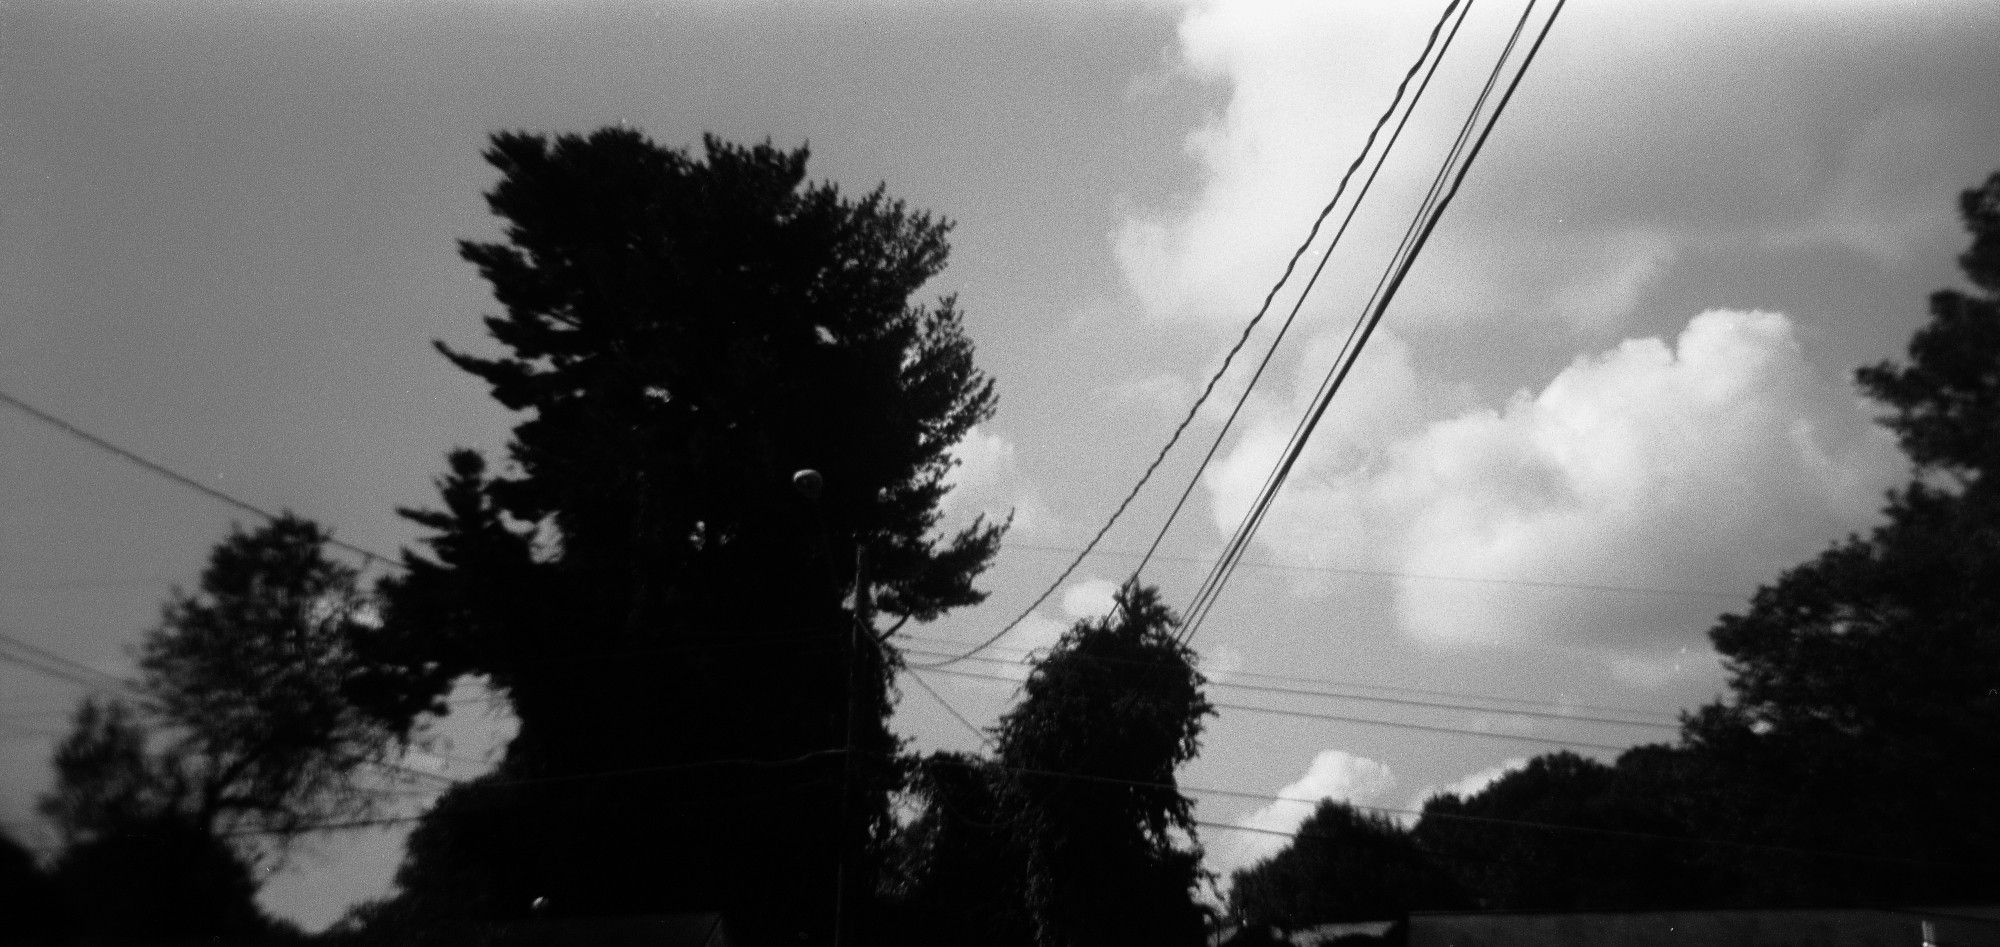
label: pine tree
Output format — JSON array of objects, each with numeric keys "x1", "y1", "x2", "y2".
[{"x1": 352, "y1": 129, "x2": 1004, "y2": 943}]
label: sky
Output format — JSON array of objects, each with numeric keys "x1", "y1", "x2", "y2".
[{"x1": 3, "y1": 0, "x2": 1998, "y2": 930}]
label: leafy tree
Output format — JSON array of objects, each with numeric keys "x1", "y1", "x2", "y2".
[
  {"x1": 0, "y1": 830, "x2": 64, "y2": 943},
  {"x1": 994, "y1": 582, "x2": 1213, "y2": 947},
  {"x1": 32, "y1": 517, "x2": 392, "y2": 943},
  {"x1": 39, "y1": 698, "x2": 182, "y2": 849},
  {"x1": 1411, "y1": 749, "x2": 1745, "y2": 911},
  {"x1": 1679, "y1": 170, "x2": 2000, "y2": 903},
  {"x1": 136, "y1": 514, "x2": 396, "y2": 837},
  {"x1": 48, "y1": 813, "x2": 293, "y2": 944},
  {"x1": 351, "y1": 128, "x2": 1003, "y2": 943},
  {"x1": 1228, "y1": 801, "x2": 1460, "y2": 928},
  {"x1": 1181, "y1": 169, "x2": 2000, "y2": 920},
  {"x1": 884, "y1": 752, "x2": 1033, "y2": 947}
]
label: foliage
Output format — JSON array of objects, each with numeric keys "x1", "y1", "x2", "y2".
[
  {"x1": 39, "y1": 698, "x2": 183, "y2": 848},
  {"x1": 31, "y1": 517, "x2": 388, "y2": 943},
  {"x1": 1226, "y1": 169, "x2": 2000, "y2": 916},
  {"x1": 1854, "y1": 170, "x2": 2000, "y2": 481},
  {"x1": 351, "y1": 128, "x2": 1003, "y2": 943},
  {"x1": 134, "y1": 514, "x2": 395, "y2": 837},
  {"x1": 1229, "y1": 801, "x2": 1460, "y2": 927},
  {"x1": 994, "y1": 582, "x2": 1213, "y2": 947},
  {"x1": 1676, "y1": 170, "x2": 2000, "y2": 903},
  {"x1": 0, "y1": 830, "x2": 64, "y2": 943},
  {"x1": 884, "y1": 752, "x2": 1033, "y2": 947},
  {"x1": 47, "y1": 813, "x2": 296, "y2": 944}
]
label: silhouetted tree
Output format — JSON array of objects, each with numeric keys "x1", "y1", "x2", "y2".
[
  {"x1": 995, "y1": 582, "x2": 1212, "y2": 947},
  {"x1": 1411, "y1": 750, "x2": 1737, "y2": 911},
  {"x1": 40, "y1": 698, "x2": 182, "y2": 849},
  {"x1": 34, "y1": 517, "x2": 392, "y2": 943},
  {"x1": 1408, "y1": 169, "x2": 2000, "y2": 910},
  {"x1": 136, "y1": 514, "x2": 396, "y2": 837},
  {"x1": 1229, "y1": 801, "x2": 1460, "y2": 928},
  {"x1": 884, "y1": 752, "x2": 1033, "y2": 947},
  {"x1": 0, "y1": 830, "x2": 64, "y2": 943},
  {"x1": 1677, "y1": 169, "x2": 2000, "y2": 903},
  {"x1": 350, "y1": 128, "x2": 1003, "y2": 944},
  {"x1": 48, "y1": 813, "x2": 288, "y2": 944}
]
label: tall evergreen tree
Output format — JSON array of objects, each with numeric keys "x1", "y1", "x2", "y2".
[{"x1": 351, "y1": 129, "x2": 1004, "y2": 943}]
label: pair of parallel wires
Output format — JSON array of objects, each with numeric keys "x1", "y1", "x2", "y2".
[{"x1": 914, "y1": 0, "x2": 1569, "y2": 669}]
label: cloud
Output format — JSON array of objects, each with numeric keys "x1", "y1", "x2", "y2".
[
  {"x1": 1607, "y1": 645, "x2": 1718, "y2": 690},
  {"x1": 942, "y1": 425, "x2": 1056, "y2": 536},
  {"x1": 1116, "y1": 0, "x2": 1470, "y2": 324},
  {"x1": 1095, "y1": 372, "x2": 1196, "y2": 419},
  {"x1": 1061, "y1": 577, "x2": 1121, "y2": 620},
  {"x1": 1210, "y1": 749, "x2": 1397, "y2": 878},
  {"x1": 1406, "y1": 757, "x2": 1529, "y2": 813},
  {"x1": 1204, "y1": 309, "x2": 1902, "y2": 648},
  {"x1": 1765, "y1": 102, "x2": 1967, "y2": 267}
]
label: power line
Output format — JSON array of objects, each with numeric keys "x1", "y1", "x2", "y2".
[
  {"x1": 914, "y1": 664, "x2": 1633, "y2": 753},
  {"x1": 898, "y1": 644, "x2": 1677, "y2": 731},
  {"x1": 1184, "y1": 0, "x2": 1569, "y2": 643},
  {"x1": 0, "y1": 386, "x2": 402, "y2": 571},
  {"x1": 0, "y1": 631, "x2": 145, "y2": 701},
  {"x1": 906, "y1": 667, "x2": 996, "y2": 748},
  {"x1": 1131, "y1": 0, "x2": 1478, "y2": 581},
  {"x1": 897, "y1": 632, "x2": 1685, "y2": 725},
  {"x1": 908, "y1": 0, "x2": 1474, "y2": 673},
  {"x1": 1009, "y1": 541, "x2": 1740, "y2": 603},
  {"x1": 1183, "y1": 0, "x2": 1544, "y2": 642},
  {"x1": 199, "y1": 735, "x2": 1970, "y2": 873}
]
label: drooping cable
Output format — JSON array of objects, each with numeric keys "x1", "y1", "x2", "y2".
[
  {"x1": 1182, "y1": 0, "x2": 1544, "y2": 642},
  {"x1": 908, "y1": 0, "x2": 1473, "y2": 672},
  {"x1": 1130, "y1": 0, "x2": 1478, "y2": 582},
  {"x1": 0, "y1": 387, "x2": 402, "y2": 570},
  {"x1": 1182, "y1": 0, "x2": 1568, "y2": 644}
]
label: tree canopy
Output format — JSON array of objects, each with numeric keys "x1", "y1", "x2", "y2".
[
  {"x1": 994, "y1": 582, "x2": 1214, "y2": 947},
  {"x1": 1218, "y1": 168, "x2": 2000, "y2": 920},
  {"x1": 350, "y1": 128, "x2": 1005, "y2": 944}
]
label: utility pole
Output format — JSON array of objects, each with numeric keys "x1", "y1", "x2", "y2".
[{"x1": 833, "y1": 544, "x2": 869, "y2": 947}]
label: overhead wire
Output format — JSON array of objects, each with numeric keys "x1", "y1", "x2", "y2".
[
  {"x1": 1182, "y1": 0, "x2": 1569, "y2": 644},
  {"x1": 0, "y1": 629, "x2": 147, "y2": 701},
  {"x1": 0, "y1": 386, "x2": 403, "y2": 571},
  {"x1": 906, "y1": 668, "x2": 996, "y2": 748},
  {"x1": 907, "y1": 0, "x2": 1474, "y2": 673},
  {"x1": 809, "y1": 675, "x2": 1965, "y2": 874},
  {"x1": 1182, "y1": 0, "x2": 1542, "y2": 641},
  {"x1": 1012, "y1": 540, "x2": 1741, "y2": 603},
  {"x1": 1129, "y1": 0, "x2": 1477, "y2": 582},
  {"x1": 896, "y1": 631, "x2": 1685, "y2": 724},
  {"x1": 914, "y1": 664, "x2": 1632, "y2": 753},
  {"x1": 898, "y1": 643, "x2": 1677, "y2": 730}
]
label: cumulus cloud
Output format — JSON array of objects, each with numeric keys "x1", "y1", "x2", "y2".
[
  {"x1": 1211, "y1": 749, "x2": 1398, "y2": 878},
  {"x1": 1117, "y1": 0, "x2": 1480, "y2": 324},
  {"x1": 1061, "y1": 577, "x2": 1121, "y2": 620},
  {"x1": 1204, "y1": 309, "x2": 1902, "y2": 650},
  {"x1": 941, "y1": 425, "x2": 1056, "y2": 536},
  {"x1": 1406, "y1": 757, "x2": 1529, "y2": 813}
]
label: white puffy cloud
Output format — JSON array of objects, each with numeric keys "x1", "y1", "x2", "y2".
[
  {"x1": 1405, "y1": 757, "x2": 1529, "y2": 814},
  {"x1": 1061, "y1": 577, "x2": 1122, "y2": 620},
  {"x1": 1204, "y1": 309, "x2": 1902, "y2": 650},
  {"x1": 1117, "y1": 0, "x2": 1466, "y2": 324},
  {"x1": 941, "y1": 425, "x2": 1055, "y2": 536},
  {"x1": 1211, "y1": 749, "x2": 1398, "y2": 878}
]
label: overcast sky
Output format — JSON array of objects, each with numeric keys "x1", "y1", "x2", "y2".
[{"x1": 4, "y1": 0, "x2": 1998, "y2": 929}]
